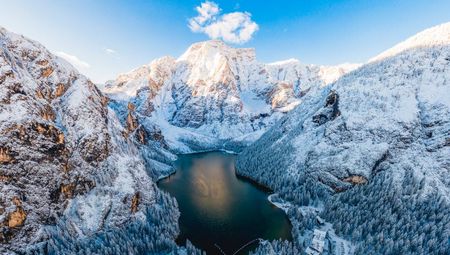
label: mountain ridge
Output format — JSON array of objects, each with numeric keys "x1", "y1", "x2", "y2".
[
  {"x1": 103, "y1": 39, "x2": 359, "y2": 153},
  {"x1": 0, "y1": 26, "x2": 190, "y2": 254},
  {"x1": 370, "y1": 21, "x2": 450, "y2": 62},
  {"x1": 236, "y1": 22, "x2": 450, "y2": 254}
]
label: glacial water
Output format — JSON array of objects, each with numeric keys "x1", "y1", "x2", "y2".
[{"x1": 158, "y1": 151, "x2": 292, "y2": 254}]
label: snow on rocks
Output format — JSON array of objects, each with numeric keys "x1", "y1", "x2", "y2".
[
  {"x1": 0, "y1": 26, "x2": 175, "y2": 254},
  {"x1": 104, "y1": 40, "x2": 358, "y2": 152}
]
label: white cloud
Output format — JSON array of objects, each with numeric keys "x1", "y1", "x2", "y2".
[
  {"x1": 188, "y1": 1, "x2": 259, "y2": 44},
  {"x1": 104, "y1": 48, "x2": 117, "y2": 54},
  {"x1": 191, "y1": 1, "x2": 219, "y2": 27},
  {"x1": 55, "y1": 51, "x2": 90, "y2": 69},
  {"x1": 103, "y1": 48, "x2": 120, "y2": 60}
]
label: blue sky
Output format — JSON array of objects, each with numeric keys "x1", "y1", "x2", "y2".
[{"x1": 0, "y1": 0, "x2": 449, "y2": 83}]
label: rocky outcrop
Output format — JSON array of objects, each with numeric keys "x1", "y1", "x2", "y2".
[
  {"x1": 122, "y1": 102, "x2": 149, "y2": 145},
  {"x1": 54, "y1": 83, "x2": 66, "y2": 98},
  {"x1": 6, "y1": 198, "x2": 26, "y2": 228},
  {"x1": 126, "y1": 112, "x2": 138, "y2": 131},
  {"x1": 6, "y1": 207, "x2": 26, "y2": 228},
  {"x1": 135, "y1": 126, "x2": 147, "y2": 144},
  {"x1": 342, "y1": 175, "x2": 368, "y2": 185},
  {"x1": 130, "y1": 192, "x2": 140, "y2": 213},
  {"x1": 312, "y1": 90, "x2": 340, "y2": 125},
  {"x1": 266, "y1": 82, "x2": 296, "y2": 110},
  {"x1": 40, "y1": 66, "x2": 54, "y2": 78},
  {"x1": 0, "y1": 148, "x2": 13, "y2": 164},
  {"x1": 60, "y1": 183, "x2": 76, "y2": 199}
]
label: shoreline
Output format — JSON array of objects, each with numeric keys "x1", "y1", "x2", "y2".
[
  {"x1": 267, "y1": 194, "x2": 292, "y2": 214},
  {"x1": 177, "y1": 148, "x2": 239, "y2": 155}
]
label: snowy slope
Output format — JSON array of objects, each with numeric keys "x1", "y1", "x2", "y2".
[
  {"x1": 104, "y1": 40, "x2": 359, "y2": 152},
  {"x1": 0, "y1": 27, "x2": 184, "y2": 254},
  {"x1": 237, "y1": 22, "x2": 450, "y2": 254},
  {"x1": 370, "y1": 22, "x2": 450, "y2": 62}
]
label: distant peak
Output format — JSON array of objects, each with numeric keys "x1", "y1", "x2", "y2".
[
  {"x1": 370, "y1": 22, "x2": 450, "y2": 62},
  {"x1": 177, "y1": 39, "x2": 255, "y2": 62},
  {"x1": 199, "y1": 39, "x2": 227, "y2": 46},
  {"x1": 185, "y1": 40, "x2": 230, "y2": 52},
  {"x1": 268, "y1": 58, "x2": 300, "y2": 66},
  {"x1": 151, "y1": 55, "x2": 177, "y2": 65}
]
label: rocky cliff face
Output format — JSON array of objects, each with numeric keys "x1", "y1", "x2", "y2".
[
  {"x1": 104, "y1": 40, "x2": 359, "y2": 152},
  {"x1": 0, "y1": 27, "x2": 183, "y2": 254},
  {"x1": 237, "y1": 22, "x2": 450, "y2": 254}
]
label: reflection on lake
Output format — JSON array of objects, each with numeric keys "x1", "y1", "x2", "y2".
[{"x1": 158, "y1": 151, "x2": 292, "y2": 254}]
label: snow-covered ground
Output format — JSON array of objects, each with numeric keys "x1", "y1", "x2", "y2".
[
  {"x1": 238, "y1": 22, "x2": 450, "y2": 254},
  {"x1": 0, "y1": 26, "x2": 186, "y2": 254}
]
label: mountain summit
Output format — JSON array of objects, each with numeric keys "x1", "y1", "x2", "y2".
[
  {"x1": 104, "y1": 40, "x2": 359, "y2": 152},
  {"x1": 371, "y1": 21, "x2": 450, "y2": 62}
]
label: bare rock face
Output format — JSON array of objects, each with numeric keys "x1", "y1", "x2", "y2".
[
  {"x1": 0, "y1": 28, "x2": 84, "y2": 247},
  {"x1": 0, "y1": 27, "x2": 162, "y2": 254},
  {"x1": 126, "y1": 112, "x2": 139, "y2": 131},
  {"x1": 0, "y1": 147, "x2": 13, "y2": 164},
  {"x1": 342, "y1": 175, "x2": 368, "y2": 185},
  {"x1": 135, "y1": 126, "x2": 147, "y2": 144},
  {"x1": 130, "y1": 192, "x2": 140, "y2": 213},
  {"x1": 312, "y1": 90, "x2": 340, "y2": 125},
  {"x1": 7, "y1": 197, "x2": 26, "y2": 228},
  {"x1": 122, "y1": 102, "x2": 150, "y2": 145}
]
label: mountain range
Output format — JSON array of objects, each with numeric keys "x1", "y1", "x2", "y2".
[
  {"x1": 1, "y1": 22, "x2": 449, "y2": 254},
  {"x1": 103, "y1": 40, "x2": 359, "y2": 153}
]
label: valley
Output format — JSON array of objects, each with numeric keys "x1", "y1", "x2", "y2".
[{"x1": 0, "y1": 18, "x2": 449, "y2": 255}]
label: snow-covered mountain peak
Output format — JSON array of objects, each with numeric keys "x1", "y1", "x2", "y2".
[
  {"x1": 104, "y1": 56, "x2": 177, "y2": 100},
  {"x1": 178, "y1": 39, "x2": 256, "y2": 63},
  {"x1": 318, "y1": 63, "x2": 362, "y2": 85},
  {"x1": 104, "y1": 40, "x2": 357, "y2": 151},
  {"x1": 119, "y1": 56, "x2": 176, "y2": 80},
  {"x1": 176, "y1": 39, "x2": 257, "y2": 85},
  {"x1": 370, "y1": 22, "x2": 450, "y2": 62},
  {"x1": 267, "y1": 58, "x2": 301, "y2": 66}
]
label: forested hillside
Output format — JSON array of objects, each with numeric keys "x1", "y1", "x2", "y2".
[
  {"x1": 0, "y1": 26, "x2": 199, "y2": 255},
  {"x1": 237, "y1": 23, "x2": 450, "y2": 254}
]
